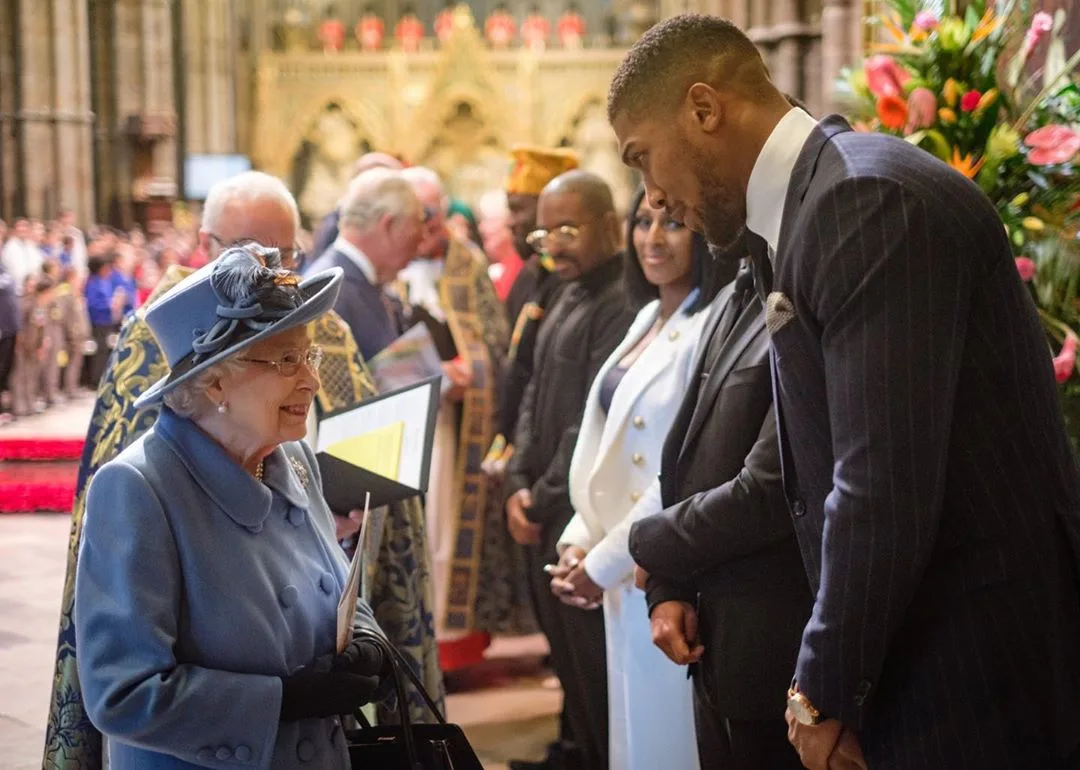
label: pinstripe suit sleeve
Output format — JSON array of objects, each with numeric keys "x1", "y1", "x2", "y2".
[{"x1": 793, "y1": 176, "x2": 973, "y2": 728}]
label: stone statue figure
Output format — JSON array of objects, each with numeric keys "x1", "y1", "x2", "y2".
[{"x1": 294, "y1": 104, "x2": 365, "y2": 226}]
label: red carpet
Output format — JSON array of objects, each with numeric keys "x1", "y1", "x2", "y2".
[
  {"x1": 0, "y1": 437, "x2": 83, "y2": 513},
  {"x1": 0, "y1": 461, "x2": 79, "y2": 512},
  {"x1": 0, "y1": 437, "x2": 84, "y2": 461}
]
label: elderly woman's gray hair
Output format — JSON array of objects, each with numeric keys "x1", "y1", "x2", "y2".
[
  {"x1": 162, "y1": 357, "x2": 247, "y2": 418},
  {"x1": 338, "y1": 168, "x2": 420, "y2": 233}
]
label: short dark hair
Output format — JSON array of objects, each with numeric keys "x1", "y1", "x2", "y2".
[
  {"x1": 622, "y1": 186, "x2": 734, "y2": 314},
  {"x1": 608, "y1": 14, "x2": 769, "y2": 123},
  {"x1": 87, "y1": 255, "x2": 112, "y2": 276},
  {"x1": 35, "y1": 276, "x2": 56, "y2": 294}
]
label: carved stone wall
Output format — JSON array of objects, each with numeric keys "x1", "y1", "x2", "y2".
[
  {"x1": 0, "y1": 0, "x2": 95, "y2": 224},
  {"x1": 252, "y1": 9, "x2": 636, "y2": 223}
]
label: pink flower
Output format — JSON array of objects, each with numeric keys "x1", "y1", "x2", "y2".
[
  {"x1": 1015, "y1": 256, "x2": 1036, "y2": 281},
  {"x1": 1025, "y1": 124, "x2": 1080, "y2": 165},
  {"x1": 1054, "y1": 335, "x2": 1077, "y2": 383},
  {"x1": 904, "y1": 87, "x2": 937, "y2": 134},
  {"x1": 914, "y1": 11, "x2": 939, "y2": 31},
  {"x1": 960, "y1": 90, "x2": 982, "y2": 112},
  {"x1": 864, "y1": 55, "x2": 911, "y2": 98},
  {"x1": 1023, "y1": 12, "x2": 1054, "y2": 58}
]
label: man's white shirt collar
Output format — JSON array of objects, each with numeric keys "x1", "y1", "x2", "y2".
[
  {"x1": 333, "y1": 235, "x2": 377, "y2": 285},
  {"x1": 746, "y1": 107, "x2": 818, "y2": 256}
]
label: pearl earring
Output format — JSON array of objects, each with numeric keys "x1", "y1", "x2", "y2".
[{"x1": 217, "y1": 402, "x2": 228, "y2": 414}]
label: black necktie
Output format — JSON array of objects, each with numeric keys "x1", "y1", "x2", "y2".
[
  {"x1": 703, "y1": 266, "x2": 755, "y2": 374},
  {"x1": 747, "y1": 232, "x2": 773, "y2": 303}
]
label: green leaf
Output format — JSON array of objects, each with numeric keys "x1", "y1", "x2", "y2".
[{"x1": 906, "y1": 129, "x2": 953, "y2": 161}]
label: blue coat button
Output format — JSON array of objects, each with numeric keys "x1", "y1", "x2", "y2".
[
  {"x1": 296, "y1": 738, "x2": 316, "y2": 762},
  {"x1": 196, "y1": 748, "x2": 214, "y2": 762},
  {"x1": 234, "y1": 745, "x2": 252, "y2": 761},
  {"x1": 288, "y1": 508, "x2": 306, "y2": 527},
  {"x1": 216, "y1": 746, "x2": 232, "y2": 760},
  {"x1": 319, "y1": 573, "x2": 335, "y2": 594},
  {"x1": 279, "y1": 585, "x2": 299, "y2": 608}
]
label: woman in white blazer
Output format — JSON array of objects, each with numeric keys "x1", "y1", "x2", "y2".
[{"x1": 551, "y1": 188, "x2": 737, "y2": 770}]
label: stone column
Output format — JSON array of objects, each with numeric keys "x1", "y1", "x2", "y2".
[
  {"x1": 0, "y1": 0, "x2": 19, "y2": 219},
  {"x1": 183, "y1": 0, "x2": 237, "y2": 155},
  {"x1": 821, "y1": 0, "x2": 855, "y2": 114},
  {"x1": 92, "y1": 0, "x2": 178, "y2": 228},
  {"x1": 0, "y1": 0, "x2": 95, "y2": 223},
  {"x1": 771, "y1": 0, "x2": 803, "y2": 99}
]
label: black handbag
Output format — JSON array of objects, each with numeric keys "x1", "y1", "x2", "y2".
[{"x1": 346, "y1": 629, "x2": 484, "y2": 769}]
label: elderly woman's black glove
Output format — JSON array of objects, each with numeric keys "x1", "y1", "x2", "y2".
[
  {"x1": 279, "y1": 668, "x2": 380, "y2": 721},
  {"x1": 332, "y1": 638, "x2": 389, "y2": 677}
]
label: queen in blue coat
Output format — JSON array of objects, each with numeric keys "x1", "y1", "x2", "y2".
[{"x1": 75, "y1": 245, "x2": 387, "y2": 769}]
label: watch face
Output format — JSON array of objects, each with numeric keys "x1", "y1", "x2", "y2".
[{"x1": 788, "y1": 696, "x2": 816, "y2": 726}]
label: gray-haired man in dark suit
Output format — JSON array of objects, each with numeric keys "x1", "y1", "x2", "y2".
[{"x1": 609, "y1": 13, "x2": 1080, "y2": 770}]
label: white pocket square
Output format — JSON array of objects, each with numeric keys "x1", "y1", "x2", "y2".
[{"x1": 765, "y1": 292, "x2": 796, "y2": 334}]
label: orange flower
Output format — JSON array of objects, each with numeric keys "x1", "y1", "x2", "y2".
[
  {"x1": 948, "y1": 148, "x2": 986, "y2": 179},
  {"x1": 971, "y1": 7, "x2": 1002, "y2": 44},
  {"x1": 876, "y1": 94, "x2": 908, "y2": 131}
]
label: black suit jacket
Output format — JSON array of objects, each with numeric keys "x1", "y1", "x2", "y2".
[
  {"x1": 507, "y1": 257, "x2": 635, "y2": 529},
  {"x1": 304, "y1": 247, "x2": 400, "y2": 361},
  {"x1": 629, "y1": 271, "x2": 812, "y2": 721},
  {"x1": 763, "y1": 115, "x2": 1080, "y2": 767}
]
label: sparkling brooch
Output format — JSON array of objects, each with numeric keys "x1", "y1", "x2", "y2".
[{"x1": 289, "y1": 457, "x2": 310, "y2": 489}]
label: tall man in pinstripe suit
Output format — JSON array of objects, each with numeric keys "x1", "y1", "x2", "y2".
[{"x1": 608, "y1": 14, "x2": 1080, "y2": 770}]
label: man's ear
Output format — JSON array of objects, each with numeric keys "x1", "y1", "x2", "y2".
[
  {"x1": 686, "y1": 83, "x2": 723, "y2": 133},
  {"x1": 197, "y1": 229, "x2": 212, "y2": 257},
  {"x1": 602, "y1": 210, "x2": 622, "y2": 252}
]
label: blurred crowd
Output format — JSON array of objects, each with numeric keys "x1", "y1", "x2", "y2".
[{"x1": 0, "y1": 204, "x2": 524, "y2": 426}]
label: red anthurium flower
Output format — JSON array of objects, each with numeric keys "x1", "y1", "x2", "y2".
[
  {"x1": 960, "y1": 90, "x2": 982, "y2": 112},
  {"x1": 864, "y1": 55, "x2": 910, "y2": 98},
  {"x1": 1054, "y1": 335, "x2": 1077, "y2": 383},
  {"x1": 1025, "y1": 125, "x2": 1080, "y2": 166},
  {"x1": 1014, "y1": 256, "x2": 1036, "y2": 282}
]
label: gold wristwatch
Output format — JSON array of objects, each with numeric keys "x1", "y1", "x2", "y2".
[{"x1": 787, "y1": 683, "x2": 823, "y2": 726}]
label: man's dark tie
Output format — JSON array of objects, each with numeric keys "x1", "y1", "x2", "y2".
[
  {"x1": 747, "y1": 231, "x2": 773, "y2": 303},
  {"x1": 702, "y1": 266, "x2": 756, "y2": 375}
]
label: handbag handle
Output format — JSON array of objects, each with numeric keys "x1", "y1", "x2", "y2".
[
  {"x1": 354, "y1": 627, "x2": 447, "y2": 725},
  {"x1": 353, "y1": 629, "x2": 421, "y2": 768}
]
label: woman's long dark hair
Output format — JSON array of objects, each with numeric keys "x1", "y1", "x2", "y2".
[{"x1": 623, "y1": 186, "x2": 737, "y2": 314}]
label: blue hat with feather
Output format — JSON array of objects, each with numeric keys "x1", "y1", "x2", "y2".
[{"x1": 133, "y1": 244, "x2": 343, "y2": 409}]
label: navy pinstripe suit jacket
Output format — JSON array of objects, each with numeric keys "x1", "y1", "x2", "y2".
[{"x1": 761, "y1": 115, "x2": 1080, "y2": 768}]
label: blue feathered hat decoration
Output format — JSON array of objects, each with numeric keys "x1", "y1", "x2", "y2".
[{"x1": 134, "y1": 243, "x2": 343, "y2": 409}]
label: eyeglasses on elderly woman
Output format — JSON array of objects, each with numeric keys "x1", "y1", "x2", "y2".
[{"x1": 236, "y1": 345, "x2": 324, "y2": 377}]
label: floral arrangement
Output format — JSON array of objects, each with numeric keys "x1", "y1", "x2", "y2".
[{"x1": 842, "y1": 0, "x2": 1080, "y2": 437}]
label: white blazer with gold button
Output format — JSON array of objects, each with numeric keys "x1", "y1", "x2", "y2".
[{"x1": 560, "y1": 289, "x2": 704, "y2": 770}]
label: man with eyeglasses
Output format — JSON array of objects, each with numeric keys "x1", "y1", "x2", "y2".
[
  {"x1": 484, "y1": 146, "x2": 579, "y2": 477},
  {"x1": 43, "y1": 171, "x2": 443, "y2": 770},
  {"x1": 504, "y1": 170, "x2": 636, "y2": 770}
]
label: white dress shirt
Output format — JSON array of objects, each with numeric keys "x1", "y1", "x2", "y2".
[
  {"x1": 745, "y1": 107, "x2": 818, "y2": 256},
  {"x1": 332, "y1": 235, "x2": 377, "y2": 285}
]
